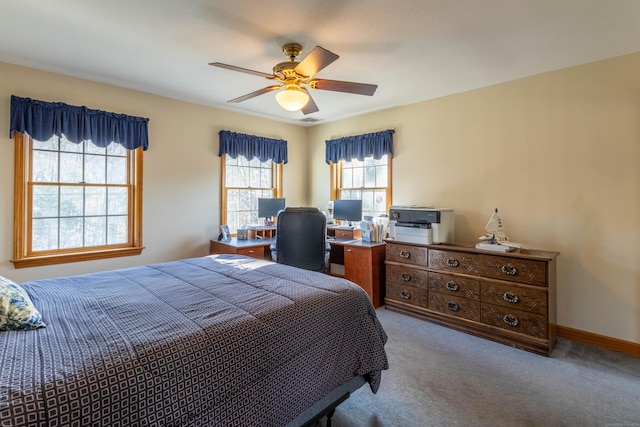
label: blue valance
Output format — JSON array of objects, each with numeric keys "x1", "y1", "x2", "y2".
[
  {"x1": 219, "y1": 130, "x2": 288, "y2": 164},
  {"x1": 9, "y1": 95, "x2": 149, "y2": 150},
  {"x1": 325, "y1": 129, "x2": 394, "y2": 164}
]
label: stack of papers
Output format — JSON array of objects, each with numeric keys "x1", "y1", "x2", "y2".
[{"x1": 360, "y1": 217, "x2": 388, "y2": 243}]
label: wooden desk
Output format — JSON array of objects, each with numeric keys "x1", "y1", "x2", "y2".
[
  {"x1": 209, "y1": 237, "x2": 275, "y2": 260},
  {"x1": 209, "y1": 237, "x2": 386, "y2": 308}
]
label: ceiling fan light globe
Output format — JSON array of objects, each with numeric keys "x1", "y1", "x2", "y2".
[{"x1": 276, "y1": 88, "x2": 309, "y2": 111}]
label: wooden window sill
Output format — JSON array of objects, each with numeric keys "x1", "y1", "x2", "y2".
[{"x1": 11, "y1": 247, "x2": 145, "y2": 268}]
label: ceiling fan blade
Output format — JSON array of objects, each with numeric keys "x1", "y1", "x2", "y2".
[
  {"x1": 301, "y1": 88, "x2": 319, "y2": 115},
  {"x1": 311, "y1": 79, "x2": 377, "y2": 96},
  {"x1": 294, "y1": 46, "x2": 339, "y2": 77},
  {"x1": 209, "y1": 62, "x2": 273, "y2": 78},
  {"x1": 228, "y1": 85, "x2": 281, "y2": 103}
]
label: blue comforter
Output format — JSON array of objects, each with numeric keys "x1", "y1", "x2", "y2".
[{"x1": 0, "y1": 255, "x2": 388, "y2": 427}]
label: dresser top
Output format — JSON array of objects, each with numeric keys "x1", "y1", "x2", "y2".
[{"x1": 384, "y1": 240, "x2": 560, "y2": 261}]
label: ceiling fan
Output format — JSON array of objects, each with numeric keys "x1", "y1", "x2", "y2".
[{"x1": 209, "y1": 43, "x2": 377, "y2": 114}]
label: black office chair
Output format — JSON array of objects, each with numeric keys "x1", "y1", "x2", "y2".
[{"x1": 270, "y1": 207, "x2": 330, "y2": 272}]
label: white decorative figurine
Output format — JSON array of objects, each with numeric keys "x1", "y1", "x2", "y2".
[{"x1": 476, "y1": 209, "x2": 521, "y2": 252}]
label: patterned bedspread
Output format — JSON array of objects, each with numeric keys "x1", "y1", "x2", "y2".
[{"x1": 0, "y1": 255, "x2": 388, "y2": 427}]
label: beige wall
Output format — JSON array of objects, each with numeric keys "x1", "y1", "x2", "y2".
[
  {"x1": 308, "y1": 52, "x2": 640, "y2": 343},
  {"x1": 2, "y1": 51, "x2": 639, "y2": 344},
  {"x1": 0, "y1": 62, "x2": 307, "y2": 282}
]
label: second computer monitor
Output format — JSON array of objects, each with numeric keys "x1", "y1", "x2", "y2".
[{"x1": 333, "y1": 199, "x2": 362, "y2": 226}]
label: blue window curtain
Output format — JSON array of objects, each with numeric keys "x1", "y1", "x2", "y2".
[
  {"x1": 9, "y1": 95, "x2": 149, "y2": 151},
  {"x1": 219, "y1": 130, "x2": 288, "y2": 164},
  {"x1": 325, "y1": 129, "x2": 394, "y2": 164}
]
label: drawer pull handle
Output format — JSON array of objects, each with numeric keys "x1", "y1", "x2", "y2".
[
  {"x1": 501, "y1": 264, "x2": 517, "y2": 276},
  {"x1": 503, "y1": 314, "x2": 519, "y2": 327},
  {"x1": 447, "y1": 301, "x2": 459, "y2": 312},
  {"x1": 400, "y1": 290, "x2": 411, "y2": 300},
  {"x1": 503, "y1": 291, "x2": 519, "y2": 304},
  {"x1": 401, "y1": 273, "x2": 411, "y2": 282},
  {"x1": 399, "y1": 250, "x2": 410, "y2": 259},
  {"x1": 445, "y1": 281, "x2": 459, "y2": 292},
  {"x1": 446, "y1": 258, "x2": 459, "y2": 268}
]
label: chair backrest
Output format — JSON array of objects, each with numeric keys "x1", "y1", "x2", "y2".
[{"x1": 275, "y1": 207, "x2": 327, "y2": 272}]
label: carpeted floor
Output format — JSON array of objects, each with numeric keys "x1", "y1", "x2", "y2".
[{"x1": 322, "y1": 307, "x2": 640, "y2": 427}]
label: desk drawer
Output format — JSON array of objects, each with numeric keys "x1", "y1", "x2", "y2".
[
  {"x1": 237, "y1": 247, "x2": 266, "y2": 259},
  {"x1": 334, "y1": 229, "x2": 358, "y2": 239}
]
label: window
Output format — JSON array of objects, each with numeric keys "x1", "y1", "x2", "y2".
[
  {"x1": 331, "y1": 154, "x2": 392, "y2": 218},
  {"x1": 221, "y1": 154, "x2": 282, "y2": 234},
  {"x1": 12, "y1": 132, "x2": 143, "y2": 268}
]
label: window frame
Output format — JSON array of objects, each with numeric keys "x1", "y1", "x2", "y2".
[
  {"x1": 330, "y1": 155, "x2": 392, "y2": 217},
  {"x1": 12, "y1": 132, "x2": 144, "y2": 268},
  {"x1": 220, "y1": 155, "x2": 283, "y2": 235}
]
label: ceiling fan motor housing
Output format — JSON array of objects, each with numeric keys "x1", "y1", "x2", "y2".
[
  {"x1": 282, "y1": 43, "x2": 303, "y2": 60},
  {"x1": 275, "y1": 43, "x2": 308, "y2": 80},
  {"x1": 273, "y1": 62, "x2": 303, "y2": 79}
]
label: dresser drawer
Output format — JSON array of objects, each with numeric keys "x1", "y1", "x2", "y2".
[
  {"x1": 429, "y1": 292, "x2": 480, "y2": 322},
  {"x1": 479, "y1": 255, "x2": 547, "y2": 286},
  {"x1": 429, "y1": 249, "x2": 481, "y2": 275},
  {"x1": 428, "y1": 272, "x2": 480, "y2": 300},
  {"x1": 386, "y1": 264, "x2": 428, "y2": 289},
  {"x1": 481, "y1": 304, "x2": 547, "y2": 339},
  {"x1": 480, "y1": 281, "x2": 547, "y2": 315},
  {"x1": 386, "y1": 243, "x2": 429, "y2": 267},
  {"x1": 386, "y1": 282, "x2": 429, "y2": 309}
]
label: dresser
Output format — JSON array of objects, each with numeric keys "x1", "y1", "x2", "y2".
[{"x1": 385, "y1": 241, "x2": 559, "y2": 356}]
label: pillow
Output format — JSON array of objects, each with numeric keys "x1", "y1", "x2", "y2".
[{"x1": 0, "y1": 275, "x2": 46, "y2": 331}]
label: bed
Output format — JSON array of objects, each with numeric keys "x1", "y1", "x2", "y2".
[{"x1": 0, "y1": 254, "x2": 389, "y2": 427}]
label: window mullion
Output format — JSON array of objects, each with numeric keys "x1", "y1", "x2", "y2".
[
  {"x1": 57, "y1": 136, "x2": 62, "y2": 250},
  {"x1": 104, "y1": 144, "x2": 109, "y2": 245}
]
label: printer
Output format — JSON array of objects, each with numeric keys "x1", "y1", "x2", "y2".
[{"x1": 388, "y1": 206, "x2": 455, "y2": 244}]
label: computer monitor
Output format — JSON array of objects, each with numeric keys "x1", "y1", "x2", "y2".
[
  {"x1": 258, "y1": 198, "x2": 285, "y2": 222},
  {"x1": 332, "y1": 199, "x2": 362, "y2": 226}
]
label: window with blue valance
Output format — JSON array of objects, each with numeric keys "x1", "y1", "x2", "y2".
[
  {"x1": 325, "y1": 129, "x2": 394, "y2": 164},
  {"x1": 219, "y1": 130, "x2": 288, "y2": 164},
  {"x1": 9, "y1": 95, "x2": 149, "y2": 150}
]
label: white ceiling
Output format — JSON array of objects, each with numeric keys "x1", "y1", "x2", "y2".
[{"x1": 2, "y1": 0, "x2": 640, "y2": 126}]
